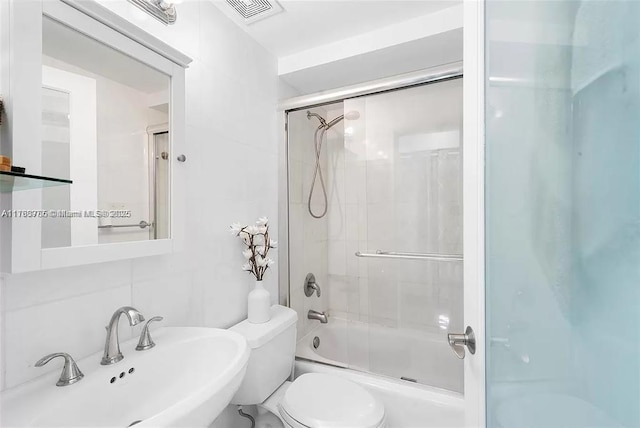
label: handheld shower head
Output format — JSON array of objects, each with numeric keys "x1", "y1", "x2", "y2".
[{"x1": 307, "y1": 110, "x2": 360, "y2": 130}]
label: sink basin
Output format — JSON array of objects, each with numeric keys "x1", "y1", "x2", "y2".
[{"x1": 1, "y1": 327, "x2": 250, "y2": 427}]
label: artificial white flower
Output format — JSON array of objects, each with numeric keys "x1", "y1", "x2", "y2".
[
  {"x1": 231, "y1": 217, "x2": 275, "y2": 281},
  {"x1": 230, "y1": 223, "x2": 243, "y2": 235}
]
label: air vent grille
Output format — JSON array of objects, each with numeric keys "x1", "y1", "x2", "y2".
[{"x1": 226, "y1": 0, "x2": 283, "y2": 24}]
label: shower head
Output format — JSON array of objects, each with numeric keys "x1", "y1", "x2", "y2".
[
  {"x1": 326, "y1": 110, "x2": 359, "y2": 129},
  {"x1": 324, "y1": 111, "x2": 360, "y2": 129},
  {"x1": 344, "y1": 111, "x2": 360, "y2": 120}
]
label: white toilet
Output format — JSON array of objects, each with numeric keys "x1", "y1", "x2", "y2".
[{"x1": 230, "y1": 305, "x2": 386, "y2": 428}]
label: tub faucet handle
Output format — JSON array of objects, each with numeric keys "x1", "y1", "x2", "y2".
[{"x1": 305, "y1": 273, "x2": 321, "y2": 297}]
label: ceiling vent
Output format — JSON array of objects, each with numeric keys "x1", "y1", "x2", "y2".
[{"x1": 225, "y1": 0, "x2": 283, "y2": 24}]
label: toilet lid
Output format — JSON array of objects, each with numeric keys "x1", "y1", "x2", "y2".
[{"x1": 280, "y1": 373, "x2": 385, "y2": 428}]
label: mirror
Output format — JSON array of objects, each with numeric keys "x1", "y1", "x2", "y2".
[{"x1": 41, "y1": 16, "x2": 171, "y2": 249}]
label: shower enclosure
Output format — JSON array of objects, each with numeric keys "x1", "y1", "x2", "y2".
[{"x1": 285, "y1": 73, "x2": 464, "y2": 392}]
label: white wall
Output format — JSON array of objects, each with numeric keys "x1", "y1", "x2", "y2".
[{"x1": 0, "y1": 5, "x2": 278, "y2": 422}]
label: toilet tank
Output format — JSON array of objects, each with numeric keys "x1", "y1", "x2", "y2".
[{"x1": 230, "y1": 305, "x2": 298, "y2": 405}]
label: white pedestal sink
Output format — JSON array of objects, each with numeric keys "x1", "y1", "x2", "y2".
[{"x1": 1, "y1": 327, "x2": 250, "y2": 427}]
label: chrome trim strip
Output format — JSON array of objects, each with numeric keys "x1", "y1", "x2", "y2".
[{"x1": 279, "y1": 61, "x2": 463, "y2": 111}]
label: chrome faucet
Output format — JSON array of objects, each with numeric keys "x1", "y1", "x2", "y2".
[
  {"x1": 308, "y1": 310, "x2": 328, "y2": 324},
  {"x1": 35, "y1": 352, "x2": 84, "y2": 386},
  {"x1": 101, "y1": 306, "x2": 145, "y2": 365}
]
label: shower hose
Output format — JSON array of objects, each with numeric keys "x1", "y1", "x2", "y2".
[{"x1": 308, "y1": 126, "x2": 328, "y2": 219}]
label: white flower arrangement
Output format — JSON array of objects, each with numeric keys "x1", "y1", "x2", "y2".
[{"x1": 230, "y1": 217, "x2": 277, "y2": 281}]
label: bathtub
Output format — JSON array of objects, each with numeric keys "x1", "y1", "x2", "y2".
[
  {"x1": 296, "y1": 316, "x2": 463, "y2": 393},
  {"x1": 294, "y1": 360, "x2": 464, "y2": 428}
]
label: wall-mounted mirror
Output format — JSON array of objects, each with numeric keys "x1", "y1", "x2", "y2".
[
  {"x1": 0, "y1": 0, "x2": 190, "y2": 273},
  {"x1": 41, "y1": 16, "x2": 171, "y2": 249}
]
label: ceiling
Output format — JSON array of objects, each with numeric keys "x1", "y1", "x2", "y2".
[
  {"x1": 280, "y1": 28, "x2": 462, "y2": 94},
  {"x1": 210, "y1": 0, "x2": 461, "y2": 57}
]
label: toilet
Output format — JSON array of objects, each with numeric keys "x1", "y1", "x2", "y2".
[{"x1": 230, "y1": 305, "x2": 386, "y2": 428}]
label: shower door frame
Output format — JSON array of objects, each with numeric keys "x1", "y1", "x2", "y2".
[
  {"x1": 461, "y1": 0, "x2": 486, "y2": 427},
  {"x1": 279, "y1": 0, "x2": 487, "y2": 418}
]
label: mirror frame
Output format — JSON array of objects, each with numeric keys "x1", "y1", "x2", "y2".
[{"x1": 0, "y1": 0, "x2": 191, "y2": 272}]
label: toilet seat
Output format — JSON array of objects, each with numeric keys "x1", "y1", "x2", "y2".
[{"x1": 278, "y1": 373, "x2": 385, "y2": 428}]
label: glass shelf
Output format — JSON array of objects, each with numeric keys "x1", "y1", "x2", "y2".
[{"x1": 0, "y1": 171, "x2": 72, "y2": 192}]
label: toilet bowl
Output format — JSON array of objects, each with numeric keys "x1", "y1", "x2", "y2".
[{"x1": 230, "y1": 306, "x2": 386, "y2": 428}]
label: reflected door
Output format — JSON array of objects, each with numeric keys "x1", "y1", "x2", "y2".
[{"x1": 41, "y1": 66, "x2": 98, "y2": 248}]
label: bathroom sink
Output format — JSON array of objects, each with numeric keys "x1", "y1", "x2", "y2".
[{"x1": 0, "y1": 327, "x2": 250, "y2": 427}]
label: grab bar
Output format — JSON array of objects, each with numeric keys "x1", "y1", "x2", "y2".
[
  {"x1": 355, "y1": 250, "x2": 462, "y2": 261},
  {"x1": 98, "y1": 221, "x2": 151, "y2": 229}
]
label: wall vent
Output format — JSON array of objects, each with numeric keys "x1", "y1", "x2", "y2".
[{"x1": 226, "y1": 0, "x2": 283, "y2": 24}]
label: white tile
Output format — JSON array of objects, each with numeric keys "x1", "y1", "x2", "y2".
[
  {"x1": 345, "y1": 240, "x2": 360, "y2": 277},
  {"x1": 328, "y1": 240, "x2": 346, "y2": 276},
  {"x1": 2, "y1": 261, "x2": 132, "y2": 312},
  {"x1": 289, "y1": 161, "x2": 304, "y2": 204},
  {"x1": 132, "y1": 272, "x2": 199, "y2": 331},
  {"x1": 345, "y1": 204, "x2": 359, "y2": 241},
  {"x1": 327, "y1": 202, "x2": 346, "y2": 241},
  {"x1": 365, "y1": 160, "x2": 393, "y2": 204},
  {"x1": 358, "y1": 278, "x2": 369, "y2": 317},
  {"x1": 328, "y1": 275, "x2": 348, "y2": 313},
  {"x1": 368, "y1": 276, "x2": 398, "y2": 325},
  {"x1": 202, "y1": 261, "x2": 253, "y2": 329}
]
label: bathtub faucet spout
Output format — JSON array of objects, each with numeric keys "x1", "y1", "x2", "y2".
[{"x1": 308, "y1": 310, "x2": 328, "y2": 324}]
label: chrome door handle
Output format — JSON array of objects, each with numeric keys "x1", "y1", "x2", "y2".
[{"x1": 447, "y1": 326, "x2": 476, "y2": 359}]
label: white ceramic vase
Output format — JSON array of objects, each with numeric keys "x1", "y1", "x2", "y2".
[{"x1": 248, "y1": 280, "x2": 271, "y2": 323}]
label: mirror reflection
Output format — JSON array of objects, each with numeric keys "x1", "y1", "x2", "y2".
[{"x1": 41, "y1": 16, "x2": 171, "y2": 249}]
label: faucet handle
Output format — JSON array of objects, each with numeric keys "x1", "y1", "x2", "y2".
[
  {"x1": 305, "y1": 273, "x2": 321, "y2": 297},
  {"x1": 35, "y1": 352, "x2": 84, "y2": 387},
  {"x1": 136, "y1": 316, "x2": 163, "y2": 351}
]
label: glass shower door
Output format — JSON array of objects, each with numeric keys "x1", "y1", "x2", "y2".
[
  {"x1": 343, "y1": 78, "x2": 465, "y2": 391},
  {"x1": 485, "y1": 1, "x2": 640, "y2": 427}
]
